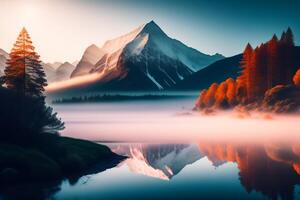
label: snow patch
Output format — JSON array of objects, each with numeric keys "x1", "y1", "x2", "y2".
[
  {"x1": 101, "y1": 25, "x2": 145, "y2": 54},
  {"x1": 146, "y1": 73, "x2": 163, "y2": 90},
  {"x1": 126, "y1": 33, "x2": 149, "y2": 56}
]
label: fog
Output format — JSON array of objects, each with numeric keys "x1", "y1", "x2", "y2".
[{"x1": 52, "y1": 97, "x2": 300, "y2": 144}]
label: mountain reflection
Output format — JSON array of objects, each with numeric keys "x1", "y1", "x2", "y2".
[
  {"x1": 110, "y1": 142, "x2": 300, "y2": 200},
  {"x1": 109, "y1": 144, "x2": 202, "y2": 180}
]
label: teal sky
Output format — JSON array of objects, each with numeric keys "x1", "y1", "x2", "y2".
[{"x1": 0, "y1": 0, "x2": 299, "y2": 62}]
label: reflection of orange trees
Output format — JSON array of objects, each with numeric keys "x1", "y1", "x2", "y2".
[
  {"x1": 198, "y1": 142, "x2": 300, "y2": 200},
  {"x1": 196, "y1": 28, "x2": 299, "y2": 111}
]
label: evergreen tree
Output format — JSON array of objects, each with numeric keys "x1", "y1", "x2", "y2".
[
  {"x1": 248, "y1": 47, "x2": 258, "y2": 101},
  {"x1": 282, "y1": 27, "x2": 294, "y2": 46},
  {"x1": 278, "y1": 28, "x2": 297, "y2": 84},
  {"x1": 239, "y1": 43, "x2": 253, "y2": 101},
  {"x1": 4, "y1": 28, "x2": 47, "y2": 98},
  {"x1": 283, "y1": 27, "x2": 296, "y2": 83},
  {"x1": 1, "y1": 28, "x2": 64, "y2": 142},
  {"x1": 267, "y1": 35, "x2": 279, "y2": 88},
  {"x1": 255, "y1": 43, "x2": 268, "y2": 97}
]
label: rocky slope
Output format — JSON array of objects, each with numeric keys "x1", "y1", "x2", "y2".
[{"x1": 50, "y1": 21, "x2": 223, "y2": 93}]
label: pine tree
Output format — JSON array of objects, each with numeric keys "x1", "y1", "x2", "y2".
[
  {"x1": 278, "y1": 28, "x2": 297, "y2": 84},
  {"x1": 255, "y1": 43, "x2": 268, "y2": 97},
  {"x1": 4, "y1": 28, "x2": 47, "y2": 98},
  {"x1": 267, "y1": 35, "x2": 279, "y2": 88},
  {"x1": 2, "y1": 28, "x2": 64, "y2": 141},
  {"x1": 283, "y1": 27, "x2": 296, "y2": 83},
  {"x1": 239, "y1": 43, "x2": 253, "y2": 101},
  {"x1": 282, "y1": 27, "x2": 294, "y2": 46},
  {"x1": 248, "y1": 47, "x2": 258, "y2": 101}
]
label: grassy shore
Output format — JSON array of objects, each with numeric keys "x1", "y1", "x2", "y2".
[{"x1": 0, "y1": 135, "x2": 125, "y2": 184}]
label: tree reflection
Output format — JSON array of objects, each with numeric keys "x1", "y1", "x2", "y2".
[{"x1": 198, "y1": 142, "x2": 300, "y2": 200}]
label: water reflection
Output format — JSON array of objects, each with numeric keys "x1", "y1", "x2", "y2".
[
  {"x1": 108, "y1": 142, "x2": 300, "y2": 200},
  {"x1": 198, "y1": 142, "x2": 300, "y2": 200},
  {"x1": 108, "y1": 144, "x2": 202, "y2": 180},
  {"x1": 0, "y1": 157, "x2": 123, "y2": 200},
  {"x1": 2, "y1": 142, "x2": 300, "y2": 200}
]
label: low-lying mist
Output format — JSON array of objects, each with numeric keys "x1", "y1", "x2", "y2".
[{"x1": 52, "y1": 98, "x2": 300, "y2": 144}]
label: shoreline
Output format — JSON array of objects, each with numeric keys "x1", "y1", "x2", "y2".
[{"x1": 0, "y1": 136, "x2": 126, "y2": 185}]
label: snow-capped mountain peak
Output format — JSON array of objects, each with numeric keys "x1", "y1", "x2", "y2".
[
  {"x1": 140, "y1": 20, "x2": 168, "y2": 37},
  {"x1": 49, "y1": 21, "x2": 224, "y2": 93}
]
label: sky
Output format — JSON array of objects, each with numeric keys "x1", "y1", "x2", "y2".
[{"x1": 0, "y1": 0, "x2": 299, "y2": 63}]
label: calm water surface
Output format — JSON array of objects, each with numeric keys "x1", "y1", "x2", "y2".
[
  {"x1": 2, "y1": 96, "x2": 300, "y2": 200},
  {"x1": 54, "y1": 142, "x2": 300, "y2": 200}
]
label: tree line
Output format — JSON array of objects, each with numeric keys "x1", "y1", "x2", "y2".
[
  {"x1": 196, "y1": 28, "x2": 300, "y2": 110},
  {"x1": 0, "y1": 28, "x2": 64, "y2": 144}
]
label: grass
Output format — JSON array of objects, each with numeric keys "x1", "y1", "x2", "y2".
[{"x1": 0, "y1": 134, "x2": 125, "y2": 184}]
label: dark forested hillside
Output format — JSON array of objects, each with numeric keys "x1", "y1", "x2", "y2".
[
  {"x1": 195, "y1": 28, "x2": 300, "y2": 113},
  {"x1": 171, "y1": 54, "x2": 242, "y2": 91}
]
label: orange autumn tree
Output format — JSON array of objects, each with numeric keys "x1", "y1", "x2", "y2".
[
  {"x1": 267, "y1": 35, "x2": 280, "y2": 88},
  {"x1": 195, "y1": 27, "x2": 299, "y2": 110},
  {"x1": 1, "y1": 28, "x2": 64, "y2": 142},
  {"x1": 239, "y1": 43, "x2": 253, "y2": 101},
  {"x1": 226, "y1": 78, "x2": 237, "y2": 105},
  {"x1": 294, "y1": 69, "x2": 300, "y2": 85},
  {"x1": 4, "y1": 28, "x2": 47, "y2": 98}
]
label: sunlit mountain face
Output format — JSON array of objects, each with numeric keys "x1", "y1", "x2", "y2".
[{"x1": 47, "y1": 21, "x2": 223, "y2": 94}]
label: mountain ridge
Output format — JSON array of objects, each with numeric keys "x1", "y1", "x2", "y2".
[{"x1": 49, "y1": 21, "x2": 223, "y2": 93}]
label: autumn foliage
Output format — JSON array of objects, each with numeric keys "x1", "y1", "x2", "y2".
[
  {"x1": 196, "y1": 28, "x2": 300, "y2": 111},
  {"x1": 0, "y1": 28, "x2": 64, "y2": 143},
  {"x1": 294, "y1": 69, "x2": 300, "y2": 85},
  {"x1": 4, "y1": 28, "x2": 47, "y2": 98}
]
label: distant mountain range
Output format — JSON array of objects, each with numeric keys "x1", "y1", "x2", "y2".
[
  {"x1": 0, "y1": 48, "x2": 9, "y2": 76},
  {"x1": 0, "y1": 48, "x2": 76, "y2": 83},
  {"x1": 48, "y1": 21, "x2": 224, "y2": 94},
  {"x1": 44, "y1": 62, "x2": 76, "y2": 83}
]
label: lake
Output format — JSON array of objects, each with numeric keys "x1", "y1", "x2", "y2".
[{"x1": 1, "y1": 96, "x2": 300, "y2": 200}]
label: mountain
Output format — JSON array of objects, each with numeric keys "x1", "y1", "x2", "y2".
[
  {"x1": 49, "y1": 21, "x2": 223, "y2": 93},
  {"x1": 173, "y1": 46, "x2": 300, "y2": 91},
  {"x1": 54, "y1": 62, "x2": 75, "y2": 82},
  {"x1": 42, "y1": 63, "x2": 57, "y2": 82},
  {"x1": 0, "y1": 48, "x2": 9, "y2": 74},
  {"x1": 71, "y1": 60, "x2": 79, "y2": 67},
  {"x1": 44, "y1": 62, "x2": 75, "y2": 83},
  {"x1": 108, "y1": 144, "x2": 202, "y2": 180},
  {"x1": 44, "y1": 62, "x2": 76, "y2": 83},
  {"x1": 71, "y1": 44, "x2": 105, "y2": 77},
  {"x1": 171, "y1": 54, "x2": 242, "y2": 91},
  {"x1": 0, "y1": 48, "x2": 74, "y2": 83},
  {"x1": 46, "y1": 62, "x2": 63, "y2": 70}
]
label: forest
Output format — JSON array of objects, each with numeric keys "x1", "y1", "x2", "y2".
[
  {"x1": 0, "y1": 28, "x2": 123, "y2": 184},
  {"x1": 195, "y1": 28, "x2": 300, "y2": 113}
]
